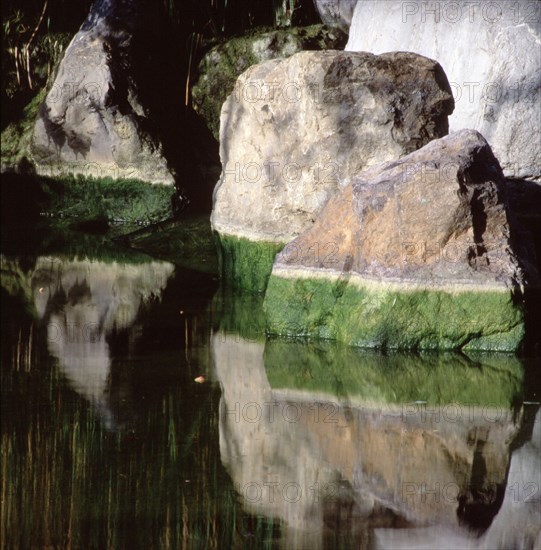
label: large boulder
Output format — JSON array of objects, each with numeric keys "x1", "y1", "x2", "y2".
[
  {"x1": 346, "y1": 0, "x2": 541, "y2": 182},
  {"x1": 29, "y1": 0, "x2": 174, "y2": 185},
  {"x1": 191, "y1": 25, "x2": 347, "y2": 139},
  {"x1": 265, "y1": 129, "x2": 539, "y2": 352},
  {"x1": 212, "y1": 50, "x2": 454, "y2": 291}
]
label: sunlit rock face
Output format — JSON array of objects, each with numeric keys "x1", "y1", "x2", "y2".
[
  {"x1": 212, "y1": 328, "x2": 536, "y2": 546},
  {"x1": 30, "y1": 0, "x2": 174, "y2": 184},
  {"x1": 31, "y1": 257, "x2": 174, "y2": 427},
  {"x1": 192, "y1": 25, "x2": 347, "y2": 139},
  {"x1": 266, "y1": 130, "x2": 539, "y2": 352},
  {"x1": 212, "y1": 49, "x2": 454, "y2": 291},
  {"x1": 346, "y1": 0, "x2": 541, "y2": 182}
]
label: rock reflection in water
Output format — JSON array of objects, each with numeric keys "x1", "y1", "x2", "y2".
[
  {"x1": 31, "y1": 256, "x2": 174, "y2": 428},
  {"x1": 212, "y1": 329, "x2": 539, "y2": 549}
]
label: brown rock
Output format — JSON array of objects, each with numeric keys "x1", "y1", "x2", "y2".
[{"x1": 266, "y1": 129, "x2": 539, "y2": 351}]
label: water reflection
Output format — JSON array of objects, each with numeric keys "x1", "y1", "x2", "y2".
[
  {"x1": 32, "y1": 256, "x2": 174, "y2": 428},
  {"x1": 1, "y1": 254, "x2": 254, "y2": 549},
  {"x1": 1, "y1": 258, "x2": 539, "y2": 549},
  {"x1": 211, "y1": 296, "x2": 540, "y2": 549}
]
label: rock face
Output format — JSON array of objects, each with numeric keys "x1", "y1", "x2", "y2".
[
  {"x1": 313, "y1": 0, "x2": 358, "y2": 31},
  {"x1": 212, "y1": 50, "x2": 454, "y2": 291},
  {"x1": 30, "y1": 0, "x2": 174, "y2": 185},
  {"x1": 265, "y1": 129, "x2": 539, "y2": 351},
  {"x1": 346, "y1": 0, "x2": 541, "y2": 182},
  {"x1": 191, "y1": 25, "x2": 347, "y2": 139}
]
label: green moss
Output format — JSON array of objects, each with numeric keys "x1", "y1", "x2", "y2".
[
  {"x1": 264, "y1": 274, "x2": 525, "y2": 352},
  {"x1": 210, "y1": 289, "x2": 266, "y2": 342},
  {"x1": 1, "y1": 89, "x2": 46, "y2": 168},
  {"x1": 26, "y1": 173, "x2": 173, "y2": 224},
  {"x1": 215, "y1": 234, "x2": 284, "y2": 293},
  {"x1": 264, "y1": 341, "x2": 524, "y2": 407}
]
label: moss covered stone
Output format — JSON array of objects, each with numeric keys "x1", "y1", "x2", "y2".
[
  {"x1": 39, "y1": 175, "x2": 174, "y2": 224},
  {"x1": 264, "y1": 273, "x2": 525, "y2": 352},
  {"x1": 215, "y1": 234, "x2": 284, "y2": 293},
  {"x1": 192, "y1": 24, "x2": 347, "y2": 138},
  {"x1": 1, "y1": 90, "x2": 46, "y2": 170}
]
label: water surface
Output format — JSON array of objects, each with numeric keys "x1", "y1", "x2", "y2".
[{"x1": 1, "y1": 247, "x2": 539, "y2": 549}]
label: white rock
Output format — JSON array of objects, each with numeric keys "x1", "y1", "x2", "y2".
[
  {"x1": 346, "y1": 0, "x2": 541, "y2": 181},
  {"x1": 212, "y1": 50, "x2": 454, "y2": 244}
]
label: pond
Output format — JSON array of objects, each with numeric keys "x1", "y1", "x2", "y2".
[{"x1": 1, "y1": 235, "x2": 539, "y2": 549}]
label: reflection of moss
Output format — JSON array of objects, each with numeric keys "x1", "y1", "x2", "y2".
[
  {"x1": 211, "y1": 288, "x2": 266, "y2": 342},
  {"x1": 124, "y1": 217, "x2": 218, "y2": 274},
  {"x1": 2, "y1": 232, "x2": 157, "y2": 269},
  {"x1": 215, "y1": 234, "x2": 284, "y2": 293},
  {"x1": 264, "y1": 341, "x2": 525, "y2": 407},
  {"x1": 265, "y1": 275, "x2": 525, "y2": 352}
]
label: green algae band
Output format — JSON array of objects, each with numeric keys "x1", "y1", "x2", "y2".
[
  {"x1": 264, "y1": 273, "x2": 525, "y2": 352},
  {"x1": 215, "y1": 234, "x2": 284, "y2": 293}
]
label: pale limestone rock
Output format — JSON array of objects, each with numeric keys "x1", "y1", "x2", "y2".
[
  {"x1": 346, "y1": 0, "x2": 541, "y2": 181},
  {"x1": 212, "y1": 50, "x2": 454, "y2": 245}
]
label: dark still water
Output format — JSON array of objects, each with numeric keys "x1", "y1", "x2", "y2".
[{"x1": 1, "y1": 245, "x2": 540, "y2": 549}]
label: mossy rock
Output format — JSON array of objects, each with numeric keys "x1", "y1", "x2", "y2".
[
  {"x1": 191, "y1": 24, "x2": 347, "y2": 138},
  {"x1": 215, "y1": 233, "x2": 284, "y2": 293},
  {"x1": 264, "y1": 274, "x2": 526, "y2": 352},
  {"x1": 1, "y1": 90, "x2": 46, "y2": 171}
]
